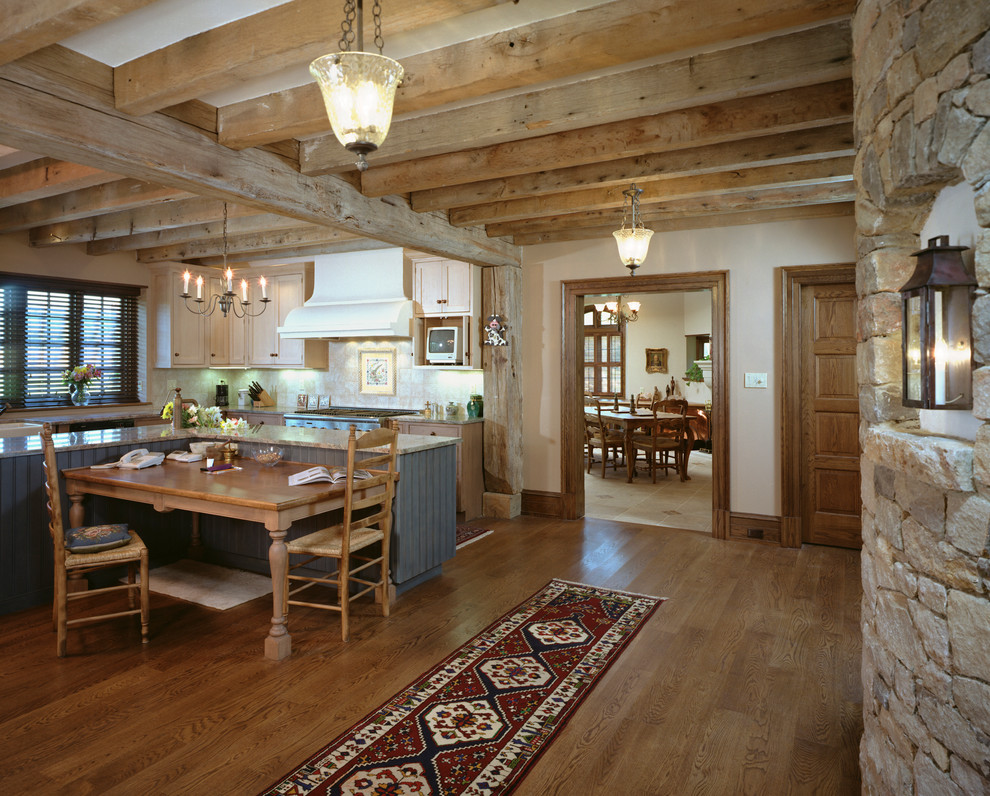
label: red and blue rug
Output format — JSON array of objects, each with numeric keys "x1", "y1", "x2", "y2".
[{"x1": 259, "y1": 579, "x2": 663, "y2": 795}]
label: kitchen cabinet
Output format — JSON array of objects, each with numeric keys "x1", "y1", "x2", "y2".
[
  {"x1": 413, "y1": 315, "x2": 481, "y2": 369},
  {"x1": 151, "y1": 265, "x2": 208, "y2": 368},
  {"x1": 412, "y1": 257, "x2": 474, "y2": 317},
  {"x1": 397, "y1": 419, "x2": 483, "y2": 521},
  {"x1": 248, "y1": 268, "x2": 327, "y2": 369},
  {"x1": 209, "y1": 274, "x2": 249, "y2": 366}
]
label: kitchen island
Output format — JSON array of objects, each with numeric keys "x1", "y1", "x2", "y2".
[{"x1": 0, "y1": 424, "x2": 457, "y2": 616}]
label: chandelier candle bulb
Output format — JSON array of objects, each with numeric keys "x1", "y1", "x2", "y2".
[
  {"x1": 260, "y1": 276, "x2": 267, "y2": 299},
  {"x1": 225, "y1": 268, "x2": 233, "y2": 293},
  {"x1": 196, "y1": 275, "x2": 203, "y2": 299},
  {"x1": 241, "y1": 279, "x2": 248, "y2": 302},
  {"x1": 182, "y1": 270, "x2": 190, "y2": 293}
]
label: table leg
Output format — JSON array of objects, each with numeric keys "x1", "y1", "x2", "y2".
[
  {"x1": 626, "y1": 431, "x2": 635, "y2": 483},
  {"x1": 67, "y1": 493, "x2": 86, "y2": 528},
  {"x1": 187, "y1": 512, "x2": 204, "y2": 560},
  {"x1": 265, "y1": 528, "x2": 292, "y2": 661}
]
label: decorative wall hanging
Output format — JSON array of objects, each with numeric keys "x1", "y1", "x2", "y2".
[
  {"x1": 645, "y1": 348, "x2": 668, "y2": 374},
  {"x1": 483, "y1": 314, "x2": 508, "y2": 346},
  {"x1": 359, "y1": 348, "x2": 396, "y2": 394}
]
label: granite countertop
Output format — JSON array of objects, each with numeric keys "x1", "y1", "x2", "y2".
[
  {"x1": 394, "y1": 414, "x2": 483, "y2": 426},
  {"x1": 5, "y1": 405, "x2": 163, "y2": 425},
  {"x1": 0, "y1": 423, "x2": 458, "y2": 459}
]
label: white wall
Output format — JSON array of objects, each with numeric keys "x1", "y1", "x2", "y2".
[{"x1": 521, "y1": 215, "x2": 856, "y2": 516}]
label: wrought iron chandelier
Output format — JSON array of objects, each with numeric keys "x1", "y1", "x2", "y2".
[
  {"x1": 180, "y1": 204, "x2": 270, "y2": 318},
  {"x1": 310, "y1": 0, "x2": 404, "y2": 172},
  {"x1": 595, "y1": 297, "x2": 640, "y2": 324},
  {"x1": 613, "y1": 184, "x2": 654, "y2": 275}
]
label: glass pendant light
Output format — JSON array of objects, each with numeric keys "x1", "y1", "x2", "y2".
[{"x1": 613, "y1": 184, "x2": 654, "y2": 275}]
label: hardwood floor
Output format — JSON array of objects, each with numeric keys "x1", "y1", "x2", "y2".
[{"x1": 0, "y1": 516, "x2": 862, "y2": 794}]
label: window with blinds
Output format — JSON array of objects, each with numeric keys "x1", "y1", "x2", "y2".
[{"x1": 0, "y1": 273, "x2": 141, "y2": 409}]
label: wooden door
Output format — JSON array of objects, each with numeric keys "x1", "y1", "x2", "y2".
[{"x1": 800, "y1": 283, "x2": 861, "y2": 548}]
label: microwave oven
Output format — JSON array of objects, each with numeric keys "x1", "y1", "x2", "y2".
[{"x1": 426, "y1": 326, "x2": 460, "y2": 364}]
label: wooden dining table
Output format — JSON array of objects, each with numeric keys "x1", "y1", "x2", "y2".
[
  {"x1": 61, "y1": 457, "x2": 392, "y2": 661},
  {"x1": 598, "y1": 409, "x2": 694, "y2": 482}
]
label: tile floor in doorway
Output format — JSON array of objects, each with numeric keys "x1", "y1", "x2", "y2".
[{"x1": 584, "y1": 451, "x2": 713, "y2": 533}]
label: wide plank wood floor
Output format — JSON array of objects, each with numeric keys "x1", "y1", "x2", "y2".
[{"x1": 0, "y1": 516, "x2": 862, "y2": 794}]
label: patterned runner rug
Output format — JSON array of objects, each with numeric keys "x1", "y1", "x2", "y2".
[
  {"x1": 259, "y1": 579, "x2": 663, "y2": 795},
  {"x1": 455, "y1": 525, "x2": 493, "y2": 548}
]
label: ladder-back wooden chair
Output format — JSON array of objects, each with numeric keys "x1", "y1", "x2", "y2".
[
  {"x1": 584, "y1": 400, "x2": 625, "y2": 478},
  {"x1": 41, "y1": 423, "x2": 149, "y2": 657},
  {"x1": 631, "y1": 402, "x2": 688, "y2": 483},
  {"x1": 284, "y1": 425, "x2": 399, "y2": 642}
]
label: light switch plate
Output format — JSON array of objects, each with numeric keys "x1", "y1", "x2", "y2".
[{"x1": 744, "y1": 372, "x2": 768, "y2": 389}]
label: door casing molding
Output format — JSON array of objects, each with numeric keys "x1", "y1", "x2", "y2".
[
  {"x1": 560, "y1": 271, "x2": 729, "y2": 537},
  {"x1": 779, "y1": 263, "x2": 857, "y2": 548}
]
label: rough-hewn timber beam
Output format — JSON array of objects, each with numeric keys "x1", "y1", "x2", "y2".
[
  {"x1": 218, "y1": 0, "x2": 854, "y2": 150},
  {"x1": 0, "y1": 157, "x2": 122, "y2": 208},
  {"x1": 136, "y1": 225, "x2": 363, "y2": 263},
  {"x1": 363, "y1": 80, "x2": 854, "y2": 198},
  {"x1": 301, "y1": 21, "x2": 851, "y2": 175},
  {"x1": 0, "y1": 50, "x2": 519, "y2": 267}
]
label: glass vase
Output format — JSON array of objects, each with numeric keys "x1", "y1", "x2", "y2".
[{"x1": 70, "y1": 386, "x2": 91, "y2": 406}]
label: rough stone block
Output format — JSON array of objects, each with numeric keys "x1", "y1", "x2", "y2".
[
  {"x1": 877, "y1": 590, "x2": 928, "y2": 670},
  {"x1": 896, "y1": 472, "x2": 946, "y2": 535},
  {"x1": 961, "y1": 124, "x2": 990, "y2": 186},
  {"x1": 947, "y1": 590, "x2": 990, "y2": 682},
  {"x1": 973, "y1": 367, "x2": 990, "y2": 420},
  {"x1": 865, "y1": 245, "x2": 918, "y2": 293},
  {"x1": 966, "y1": 80, "x2": 990, "y2": 117},
  {"x1": 973, "y1": 296, "x2": 990, "y2": 366},
  {"x1": 919, "y1": 575, "x2": 949, "y2": 614},
  {"x1": 889, "y1": 52, "x2": 922, "y2": 107},
  {"x1": 935, "y1": 101, "x2": 985, "y2": 169},
  {"x1": 977, "y1": 229, "x2": 990, "y2": 285},
  {"x1": 919, "y1": 687, "x2": 990, "y2": 776},
  {"x1": 937, "y1": 53, "x2": 973, "y2": 95},
  {"x1": 860, "y1": 383, "x2": 916, "y2": 424},
  {"x1": 863, "y1": 426, "x2": 974, "y2": 492},
  {"x1": 974, "y1": 30, "x2": 990, "y2": 75},
  {"x1": 953, "y1": 676, "x2": 990, "y2": 736},
  {"x1": 930, "y1": 738, "x2": 951, "y2": 772},
  {"x1": 917, "y1": 0, "x2": 990, "y2": 77},
  {"x1": 950, "y1": 755, "x2": 989, "y2": 795},
  {"x1": 904, "y1": 520, "x2": 982, "y2": 592},
  {"x1": 916, "y1": 75, "x2": 941, "y2": 121},
  {"x1": 909, "y1": 600, "x2": 951, "y2": 667},
  {"x1": 859, "y1": 232, "x2": 924, "y2": 259},
  {"x1": 876, "y1": 464, "x2": 897, "y2": 500},
  {"x1": 878, "y1": 494, "x2": 907, "y2": 549},
  {"x1": 860, "y1": 335, "x2": 903, "y2": 385},
  {"x1": 858, "y1": 291, "x2": 904, "y2": 338},
  {"x1": 894, "y1": 560, "x2": 919, "y2": 596},
  {"x1": 971, "y1": 424, "x2": 990, "y2": 492},
  {"x1": 915, "y1": 751, "x2": 965, "y2": 795},
  {"x1": 945, "y1": 492, "x2": 990, "y2": 555}
]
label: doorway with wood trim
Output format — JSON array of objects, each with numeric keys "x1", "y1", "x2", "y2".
[
  {"x1": 780, "y1": 264, "x2": 861, "y2": 549},
  {"x1": 561, "y1": 272, "x2": 729, "y2": 538}
]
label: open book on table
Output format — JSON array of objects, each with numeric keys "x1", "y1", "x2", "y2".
[{"x1": 288, "y1": 465, "x2": 372, "y2": 486}]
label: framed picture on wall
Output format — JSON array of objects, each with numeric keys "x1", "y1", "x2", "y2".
[
  {"x1": 307, "y1": 394, "x2": 320, "y2": 410},
  {"x1": 646, "y1": 348, "x2": 668, "y2": 374},
  {"x1": 359, "y1": 348, "x2": 396, "y2": 395},
  {"x1": 296, "y1": 393, "x2": 308, "y2": 409}
]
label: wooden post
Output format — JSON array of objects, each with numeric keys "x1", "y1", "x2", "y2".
[{"x1": 481, "y1": 265, "x2": 523, "y2": 518}]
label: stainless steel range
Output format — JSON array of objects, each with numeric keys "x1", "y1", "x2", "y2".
[{"x1": 282, "y1": 406, "x2": 416, "y2": 431}]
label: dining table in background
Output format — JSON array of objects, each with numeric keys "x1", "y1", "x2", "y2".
[
  {"x1": 598, "y1": 408, "x2": 695, "y2": 482},
  {"x1": 61, "y1": 457, "x2": 394, "y2": 661}
]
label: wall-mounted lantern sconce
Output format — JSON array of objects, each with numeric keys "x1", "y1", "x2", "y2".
[{"x1": 901, "y1": 235, "x2": 975, "y2": 409}]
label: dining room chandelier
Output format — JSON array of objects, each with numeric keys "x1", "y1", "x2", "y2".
[
  {"x1": 180, "y1": 203, "x2": 270, "y2": 318},
  {"x1": 310, "y1": 0, "x2": 404, "y2": 172},
  {"x1": 613, "y1": 184, "x2": 654, "y2": 274},
  {"x1": 595, "y1": 298, "x2": 640, "y2": 323}
]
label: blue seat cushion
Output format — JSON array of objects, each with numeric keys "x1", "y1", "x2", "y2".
[{"x1": 65, "y1": 523, "x2": 131, "y2": 553}]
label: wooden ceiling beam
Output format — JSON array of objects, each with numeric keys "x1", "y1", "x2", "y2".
[
  {"x1": 449, "y1": 157, "x2": 855, "y2": 227},
  {"x1": 483, "y1": 183, "x2": 856, "y2": 238},
  {"x1": 190, "y1": 237, "x2": 390, "y2": 267},
  {"x1": 364, "y1": 80, "x2": 853, "y2": 198},
  {"x1": 412, "y1": 124, "x2": 855, "y2": 213},
  {"x1": 30, "y1": 199, "x2": 257, "y2": 246},
  {"x1": 511, "y1": 203, "x2": 855, "y2": 245},
  {"x1": 0, "y1": 47, "x2": 519, "y2": 267},
  {"x1": 218, "y1": 0, "x2": 853, "y2": 150},
  {"x1": 136, "y1": 225, "x2": 365, "y2": 263},
  {"x1": 113, "y1": 0, "x2": 510, "y2": 116},
  {"x1": 0, "y1": 157, "x2": 122, "y2": 208},
  {"x1": 0, "y1": 0, "x2": 157, "y2": 67},
  {"x1": 86, "y1": 213, "x2": 309, "y2": 255},
  {"x1": 300, "y1": 20, "x2": 851, "y2": 175},
  {"x1": 0, "y1": 178, "x2": 192, "y2": 233}
]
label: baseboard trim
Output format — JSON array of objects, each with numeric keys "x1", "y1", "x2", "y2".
[
  {"x1": 521, "y1": 489, "x2": 566, "y2": 518},
  {"x1": 729, "y1": 512, "x2": 782, "y2": 545}
]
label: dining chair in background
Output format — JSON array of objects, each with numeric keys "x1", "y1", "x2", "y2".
[
  {"x1": 584, "y1": 401, "x2": 625, "y2": 478},
  {"x1": 284, "y1": 424, "x2": 399, "y2": 642},
  {"x1": 631, "y1": 402, "x2": 688, "y2": 483},
  {"x1": 41, "y1": 423, "x2": 149, "y2": 657}
]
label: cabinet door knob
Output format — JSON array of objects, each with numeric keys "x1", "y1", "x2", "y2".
[
  {"x1": 270, "y1": 352, "x2": 277, "y2": 357},
  {"x1": 430, "y1": 431, "x2": 437, "y2": 436}
]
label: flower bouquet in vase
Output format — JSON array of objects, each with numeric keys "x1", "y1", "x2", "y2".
[{"x1": 62, "y1": 364, "x2": 103, "y2": 406}]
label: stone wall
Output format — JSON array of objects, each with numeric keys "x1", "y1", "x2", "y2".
[{"x1": 855, "y1": 0, "x2": 990, "y2": 793}]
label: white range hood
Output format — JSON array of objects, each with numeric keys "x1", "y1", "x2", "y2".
[{"x1": 278, "y1": 248, "x2": 413, "y2": 339}]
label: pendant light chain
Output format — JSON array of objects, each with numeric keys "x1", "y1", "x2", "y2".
[
  {"x1": 222, "y1": 201, "x2": 228, "y2": 271},
  {"x1": 372, "y1": 1, "x2": 384, "y2": 53},
  {"x1": 338, "y1": 0, "x2": 356, "y2": 51}
]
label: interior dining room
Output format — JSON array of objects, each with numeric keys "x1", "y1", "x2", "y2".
[{"x1": 583, "y1": 289, "x2": 715, "y2": 534}]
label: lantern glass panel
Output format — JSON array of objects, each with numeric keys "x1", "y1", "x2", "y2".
[
  {"x1": 904, "y1": 293, "x2": 922, "y2": 404},
  {"x1": 934, "y1": 286, "x2": 972, "y2": 408}
]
